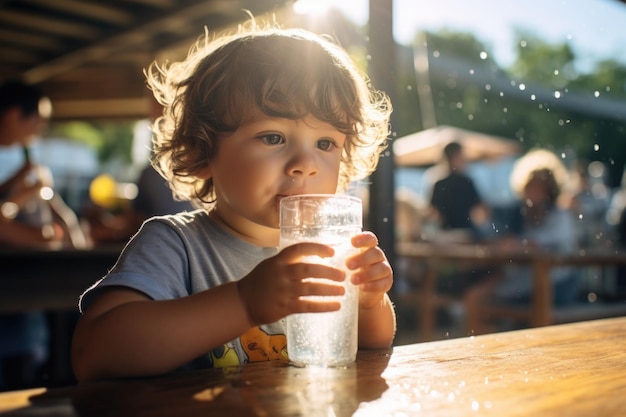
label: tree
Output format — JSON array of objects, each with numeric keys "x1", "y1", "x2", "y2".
[{"x1": 397, "y1": 29, "x2": 626, "y2": 185}]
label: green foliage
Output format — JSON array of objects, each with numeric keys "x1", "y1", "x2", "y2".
[
  {"x1": 47, "y1": 120, "x2": 135, "y2": 166},
  {"x1": 399, "y1": 28, "x2": 626, "y2": 186},
  {"x1": 509, "y1": 30, "x2": 577, "y2": 86}
]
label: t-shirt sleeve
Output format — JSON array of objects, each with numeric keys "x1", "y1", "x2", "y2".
[{"x1": 79, "y1": 219, "x2": 191, "y2": 313}]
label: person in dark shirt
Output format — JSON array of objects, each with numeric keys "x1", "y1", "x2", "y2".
[
  {"x1": 426, "y1": 141, "x2": 492, "y2": 300},
  {"x1": 429, "y1": 141, "x2": 489, "y2": 239}
]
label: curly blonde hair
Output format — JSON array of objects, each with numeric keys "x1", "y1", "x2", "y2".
[{"x1": 145, "y1": 20, "x2": 392, "y2": 209}]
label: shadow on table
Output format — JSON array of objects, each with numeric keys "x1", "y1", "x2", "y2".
[{"x1": 15, "y1": 350, "x2": 392, "y2": 416}]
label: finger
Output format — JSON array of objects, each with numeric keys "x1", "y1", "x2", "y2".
[
  {"x1": 351, "y1": 261, "x2": 393, "y2": 288},
  {"x1": 346, "y1": 246, "x2": 386, "y2": 271},
  {"x1": 295, "y1": 299, "x2": 342, "y2": 314},
  {"x1": 280, "y1": 242, "x2": 335, "y2": 260},
  {"x1": 357, "y1": 276, "x2": 393, "y2": 294},
  {"x1": 300, "y1": 279, "x2": 345, "y2": 297},
  {"x1": 290, "y1": 263, "x2": 346, "y2": 283},
  {"x1": 350, "y1": 231, "x2": 378, "y2": 248}
]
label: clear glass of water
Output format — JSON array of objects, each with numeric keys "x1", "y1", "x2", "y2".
[{"x1": 279, "y1": 194, "x2": 362, "y2": 367}]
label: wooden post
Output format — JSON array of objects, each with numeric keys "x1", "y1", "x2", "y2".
[
  {"x1": 368, "y1": 0, "x2": 397, "y2": 268},
  {"x1": 532, "y1": 260, "x2": 553, "y2": 326}
]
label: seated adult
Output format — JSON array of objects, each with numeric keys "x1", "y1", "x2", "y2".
[
  {"x1": 428, "y1": 141, "x2": 490, "y2": 242},
  {"x1": 464, "y1": 150, "x2": 579, "y2": 334},
  {"x1": 0, "y1": 79, "x2": 87, "y2": 390}
]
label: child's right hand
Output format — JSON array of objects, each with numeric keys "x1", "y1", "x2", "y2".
[{"x1": 236, "y1": 242, "x2": 346, "y2": 326}]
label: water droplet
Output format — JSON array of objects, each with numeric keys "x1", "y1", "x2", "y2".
[
  {"x1": 530, "y1": 94, "x2": 536, "y2": 100},
  {"x1": 554, "y1": 91, "x2": 561, "y2": 99},
  {"x1": 469, "y1": 69, "x2": 475, "y2": 75},
  {"x1": 520, "y1": 40, "x2": 527, "y2": 47},
  {"x1": 578, "y1": 214, "x2": 583, "y2": 220},
  {"x1": 554, "y1": 69, "x2": 560, "y2": 75},
  {"x1": 432, "y1": 50, "x2": 440, "y2": 58},
  {"x1": 594, "y1": 144, "x2": 600, "y2": 151},
  {"x1": 594, "y1": 91, "x2": 600, "y2": 98},
  {"x1": 472, "y1": 401, "x2": 480, "y2": 411},
  {"x1": 519, "y1": 83, "x2": 526, "y2": 91},
  {"x1": 480, "y1": 51, "x2": 488, "y2": 60}
]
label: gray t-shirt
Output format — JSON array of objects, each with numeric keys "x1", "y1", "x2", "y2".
[{"x1": 79, "y1": 210, "x2": 285, "y2": 368}]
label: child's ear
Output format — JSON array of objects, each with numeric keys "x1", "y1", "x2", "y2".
[{"x1": 195, "y1": 165, "x2": 212, "y2": 180}]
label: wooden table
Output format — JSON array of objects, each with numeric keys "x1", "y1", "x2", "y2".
[
  {"x1": 396, "y1": 241, "x2": 626, "y2": 341},
  {"x1": 0, "y1": 244, "x2": 123, "y2": 313},
  {"x1": 0, "y1": 244, "x2": 124, "y2": 386},
  {"x1": 1, "y1": 317, "x2": 625, "y2": 416}
]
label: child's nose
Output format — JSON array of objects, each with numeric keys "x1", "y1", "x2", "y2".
[{"x1": 287, "y1": 148, "x2": 318, "y2": 177}]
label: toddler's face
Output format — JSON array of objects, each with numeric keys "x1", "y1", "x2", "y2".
[{"x1": 205, "y1": 114, "x2": 346, "y2": 243}]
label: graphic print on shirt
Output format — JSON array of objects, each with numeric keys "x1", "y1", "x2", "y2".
[{"x1": 210, "y1": 324, "x2": 287, "y2": 368}]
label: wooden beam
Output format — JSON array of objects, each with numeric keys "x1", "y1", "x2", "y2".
[
  {"x1": 24, "y1": 0, "x2": 134, "y2": 26},
  {"x1": 22, "y1": 0, "x2": 236, "y2": 83},
  {"x1": 0, "y1": 10, "x2": 100, "y2": 39},
  {"x1": 51, "y1": 98, "x2": 150, "y2": 120}
]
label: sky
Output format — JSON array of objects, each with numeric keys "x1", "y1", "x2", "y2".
[{"x1": 327, "y1": 0, "x2": 626, "y2": 71}]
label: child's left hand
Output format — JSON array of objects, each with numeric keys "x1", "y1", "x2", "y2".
[{"x1": 346, "y1": 231, "x2": 393, "y2": 309}]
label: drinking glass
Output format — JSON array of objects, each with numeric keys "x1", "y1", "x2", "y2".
[{"x1": 279, "y1": 194, "x2": 362, "y2": 367}]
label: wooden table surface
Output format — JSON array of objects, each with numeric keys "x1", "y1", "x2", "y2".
[
  {"x1": 396, "y1": 241, "x2": 626, "y2": 340},
  {"x1": 0, "y1": 244, "x2": 123, "y2": 313},
  {"x1": 1, "y1": 317, "x2": 625, "y2": 416}
]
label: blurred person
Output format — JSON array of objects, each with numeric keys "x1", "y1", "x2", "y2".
[
  {"x1": 428, "y1": 141, "x2": 490, "y2": 241},
  {"x1": 131, "y1": 96, "x2": 195, "y2": 221},
  {"x1": 426, "y1": 141, "x2": 492, "y2": 309},
  {"x1": 560, "y1": 160, "x2": 610, "y2": 248},
  {"x1": 465, "y1": 149, "x2": 579, "y2": 334},
  {"x1": 0, "y1": 79, "x2": 86, "y2": 249},
  {"x1": 85, "y1": 98, "x2": 194, "y2": 244},
  {"x1": 0, "y1": 79, "x2": 86, "y2": 390},
  {"x1": 611, "y1": 203, "x2": 626, "y2": 301}
]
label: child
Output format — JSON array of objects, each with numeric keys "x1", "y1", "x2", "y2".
[{"x1": 71, "y1": 21, "x2": 396, "y2": 382}]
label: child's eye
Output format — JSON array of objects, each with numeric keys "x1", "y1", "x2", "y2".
[
  {"x1": 317, "y1": 139, "x2": 336, "y2": 151},
  {"x1": 259, "y1": 134, "x2": 284, "y2": 145}
]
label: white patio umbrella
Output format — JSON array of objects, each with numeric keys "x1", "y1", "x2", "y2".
[{"x1": 393, "y1": 125, "x2": 522, "y2": 167}]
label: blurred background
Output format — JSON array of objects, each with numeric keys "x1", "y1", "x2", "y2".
[
  {"x1": 1, "y1": 0, "x2": 626, "y2": 386},
  {"x1": 0, "y1": 0, "x2": 624, "y2": 231}
]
